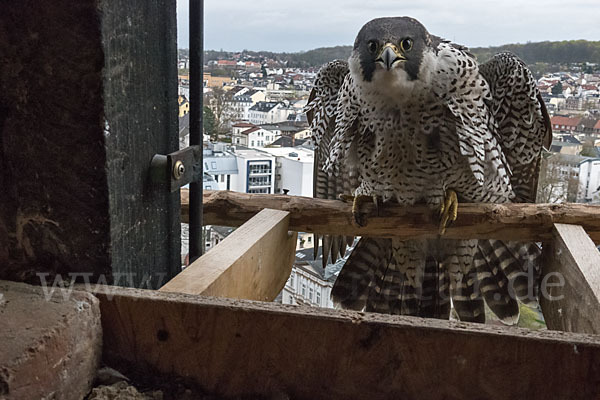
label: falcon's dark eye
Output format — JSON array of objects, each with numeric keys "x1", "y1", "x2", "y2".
[
  {"x1": 400, "y1": 38, "x2": 413, "y2": 52},
  {"x1": 367, "y1": 40, "x2": 378, "y2": 54}
]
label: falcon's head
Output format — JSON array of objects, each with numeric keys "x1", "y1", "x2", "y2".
[{"x1": 349, "y1": 17, "x2": 437, "y2": 97}]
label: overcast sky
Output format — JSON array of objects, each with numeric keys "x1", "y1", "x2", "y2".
[{"x1": 176, "y1": 0, "x2": 599, "y2": 52}]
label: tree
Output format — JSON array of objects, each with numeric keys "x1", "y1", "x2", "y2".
[
  {"x1": 537, "y1": 156, "x2": 581, "y2": 203},
  {"x1": 551, "y1": 82, "x2": 563, "y2": 96},
  {"x1": 203, "y1": 106, "x2": 217, "y2": 140},
  {"x1": 204, "y1": 87, "x2": 233, "y2": 137},
  {"x1": 261, "y1": 64, "x2": 268, "y2": 77}
]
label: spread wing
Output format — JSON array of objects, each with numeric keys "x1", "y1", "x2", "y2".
[
  {"x1": 306, "y1": 60, "x2": 357, "y2": 266},
  {"x1": 479, "y1": 52, "x2": 553, "y2": 202},
  {"x1": 430, "y1": 41, "x2": 511, "y2": 192}
]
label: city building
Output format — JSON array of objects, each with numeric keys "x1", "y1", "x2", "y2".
[
  {"x1": 232, "y1": 126, "x2": 280, "y2": 148},
  {"x1": 578, "y1": 158, "x2": 600, "y2": 202},
  {"x1": 260, "y1": 121, "x2": 311, "y2": 140},
  {"x1": 279, "y1": 245, "x2": 355, "y2": 308},
  {"x1": 178, "y1": 95, "x2": 189, "y2": 117},
  {"x1": 203, "y1": 146, "x2": 239, "y2": 190},
  {"x1": 248, "y1": 101, "x2": 293, "y2": 125},
  {"x1": 551, "y1": 116, "x2": 582, "y2": 133},
  {"x1": 230, "y1": 148, "x2": 276, "y2": 194},
  {"x1": 260, "y1": 147, "x2": 314, "y2": 196}
]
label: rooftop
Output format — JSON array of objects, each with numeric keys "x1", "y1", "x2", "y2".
[
  {"x1": 240, "y1": 126, "x2": 261, "y2": 135},
  {"x1": 260, "y1": 120, "x2": 309, "y2": 133},
  {"x1": 230, "y1": 147, "x2": 275, "y2": 160},
  {"x1": 232, "y1": 122, "x2": 257, "y2": 129},
  {"x1": 269, "y1": 136, "x2": 307, "y2": 147},
  {"x1": 260, "y1": 146, "x2": 314, "y2": 163},
  {"x1": 551, "y1": 116, "x2": 582, "y2": 126},
  {"x1": 249, "y1": 101, "x2": 281, "y2": 112}
]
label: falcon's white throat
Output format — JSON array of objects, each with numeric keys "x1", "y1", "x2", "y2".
[{"x1": 348, "y1": 48, "x2": 439, "y2": 108}]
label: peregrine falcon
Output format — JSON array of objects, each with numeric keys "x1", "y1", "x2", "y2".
[{"x1": 306, "y1": 17, "x2": 552, "y2": 323}]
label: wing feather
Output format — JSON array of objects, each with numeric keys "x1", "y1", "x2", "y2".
[
  {"x1": 479, "y1": 52, "x2": 552, "y2": 202},
  {"x1": 431, "y1": 42, "x2": 511, "y2": 189},
  {"x1": 306, "y1": 60, "x2": 357, "y2": 266}
]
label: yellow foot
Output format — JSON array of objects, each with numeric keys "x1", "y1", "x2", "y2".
[
  {"x1": 339, "y1": 194, "x2": 376, "y2": 227},
  {"x1": 439, "y1": 190, "x2": 458, "y2": 235}
]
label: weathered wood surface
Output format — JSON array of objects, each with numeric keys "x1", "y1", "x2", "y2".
[
  {"x1": 87, "y1": 284, "x2": 600, "y2": 400},
  {"x1": 0, "y1": 0, "x2": 180, "y2": 288},
  {"x1": 102, "y1": 0, "x2": 180, "y2": 288},
  {"x1": 541, "y1": 223, "x2": 600, "y2": 334},
  {"x1": 181, "y1": 189, "x2": 600, "y2": 242},
  {"x1": 0, "y1": 0, "x2": 111, "y2": 282},
  {"x1": 160, "y1": 209, "x2": 297, "y2": 301}
]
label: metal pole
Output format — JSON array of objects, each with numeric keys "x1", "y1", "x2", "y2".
[{"x1": 188, "y1": 0, "x2": 204, "y2": 262}]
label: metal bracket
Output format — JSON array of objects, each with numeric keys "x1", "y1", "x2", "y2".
[{"x1": 150, "y1": 145, "x2": 202, "y2": 192}]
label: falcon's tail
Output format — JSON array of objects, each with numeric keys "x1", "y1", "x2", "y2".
[
  {"x1": 474, "y1": 239, "x2": 542, "y2": 325},
  {"x1": 332, "y1": 238, "x2": 450, "y2": 319}
]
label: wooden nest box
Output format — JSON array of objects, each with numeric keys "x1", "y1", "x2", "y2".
[{"x1": 0, "y1": 1, "x2": 599, "y2": 399}]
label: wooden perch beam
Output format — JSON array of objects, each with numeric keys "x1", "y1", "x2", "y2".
[
  {"x1": 160, "y1": 209, "x2": 297, "y2": 301},
  {"x1": 181, "y1": 189, "x2": 600, "y2": 242},
  {"x1": 541, "y1": 223, "x2": 600, "y2": 334},
  {"x1": 87, "y1": 285, "x2": 600, "y2": 400}
]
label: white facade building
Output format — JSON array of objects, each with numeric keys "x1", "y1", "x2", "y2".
[
  {"x1": 230, "y1": 148, "x2": 276, "y2": 194},
  {"x1": 244, "y1": 127, "x2": 280, "y2": 148},
  {"x1": 281, "y1": 263, "x2": 336, "y2": 308},
  {"x1": 260, "y1": 147, "x2": 314, "y2": 196},
  {"x1": 203, "y1": 147, "x2": 239, "y2": 191},
  {"x1": 248, "y1": 101, "x2": 294, "y2": 125},
  {"x1": 279, "y1": 246, "x2": 352, "y2": 309},
  {"x1": 578, "y1": 158, "x2": 600, "y2": 202}
]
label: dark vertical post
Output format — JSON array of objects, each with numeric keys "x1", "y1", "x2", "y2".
[
  {"x1": 189, "y1": 0, "x2": 204, "y2": 262},
  {"x1": 0, "y1": 0, "x2": 181, "y2": 288}
]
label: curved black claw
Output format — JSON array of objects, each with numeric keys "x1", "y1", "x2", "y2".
[{"x1": 439, "y1": 189, "x2": 458, "y2": 235}]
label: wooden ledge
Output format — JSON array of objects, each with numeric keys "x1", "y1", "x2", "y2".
[{"x1": 84, "y1": 284, "x2": 600, "y2": 400}]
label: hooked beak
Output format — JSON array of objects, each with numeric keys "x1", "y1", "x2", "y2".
[{"x1": 376, "y1": 43, "x2": 405, "y2": 71}]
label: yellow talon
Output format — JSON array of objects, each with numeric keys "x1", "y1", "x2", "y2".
[
  {"x1": 339, "y1": 194, "x2": 374, "y2": 227},
  {"x1": 439, "y1": 190, "x2": 458, "y2": 235}
]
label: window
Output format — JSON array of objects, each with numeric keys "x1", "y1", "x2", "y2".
[
  {"x1": 290, "y1": 273, "x2": 295, "y2": 287},
  {"x1": 248, "y1": 188, "x2": 270, "y2": 194},
  {"x1": 211, "y1": 161, "x2": 217, "y2": 169},
  {"x1": 220, "y1": 175, "x2": 225, "y2": 183},
  {"x1": 316, "y1": 290, "x2": 321, "y2": 305},
  {"x1": 301, "y1": 284, "x2": 306, "y2": 297},
  {"x1": 307, "y1": 236, "x2": 311, "y2": 243},
  {"x1": 248, "y1": 163, "x2": 271, "y2": 175},
  {"x1": 309, "y1": 287, "x2": 314, "y2": 301},
  {"x1": 248, "y1": 176, "x2": 271, "y2": 186},
  {"x1": 251, "y1": 140, "x2": 255, "y2": 146}
]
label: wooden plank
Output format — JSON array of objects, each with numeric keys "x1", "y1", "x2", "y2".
[
  {"x1": 102, "y1": 0, "x2": 181, "y2": 288},
  {"x1": 86, "y1": 284, "x2": 600, "y2": 400},
  {"x1": 0, "y1": 0, "x2": 180, "y2": 288},
  {"x1": 540, "y1": 223, "x2": 600, "y2": 334},
  {"x1": 181, "y1": 189, "x2": 600, "y2": 242},
  {"x1": 160, "y1": 209, "x2": 297, "y2": 301}
]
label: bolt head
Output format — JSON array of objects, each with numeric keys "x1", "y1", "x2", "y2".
[{"x1": 173, "y1": 160, "x2": 185, "y2": 180}]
